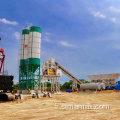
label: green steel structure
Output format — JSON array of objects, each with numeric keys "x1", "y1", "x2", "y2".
[{"x1": 19, "y1": 26, "x2": 41, "y2": 90}]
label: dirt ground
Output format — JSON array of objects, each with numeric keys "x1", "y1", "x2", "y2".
[{"x1": 0, "y1": 90, "x2": 120, "y2": 120}]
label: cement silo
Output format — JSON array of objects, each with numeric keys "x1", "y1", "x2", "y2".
[
  {"x1": 28, "y1": 26, "x2": 41, "y2": 71},
  {"x1": 19, "y1": 28, "x2": 29, "y2": 89},
  {"x1": 27, "y1": 26, "x2": 41, "y2": 89},
  {"x1": 20, "y1": 28, "x2": 29, "y2": 72},
  {"x1": 19, "y1": 26, "x2": 41, "y2": 91}
]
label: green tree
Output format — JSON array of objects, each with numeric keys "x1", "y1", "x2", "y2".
[
  {"x1": 61, "y1": 79, "x2": 90, "y2": 89},
  {"x1": 61, "y1": 80, "x2": 73, "y2": 89},
  {"x1": 13, "y1": 83, "x2": 19, "y2": 90},
  {"x1": 46, "y1": 82, "x2": 51, "y2": 90},
  {"x1": 79, "y1": 79, "x2": 90, "y2": 83}
]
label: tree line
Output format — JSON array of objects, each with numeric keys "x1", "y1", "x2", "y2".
[{"x1": 13, "y1": 79, "x2": 90, "y2": 90}]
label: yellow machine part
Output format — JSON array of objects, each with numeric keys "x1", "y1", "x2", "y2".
[
  {"x1": 43, "y1": 68, "x2": 55, "y2": 75},
  {"x1": 48, "y1": 68, "x2": 55, "y2": 75}
]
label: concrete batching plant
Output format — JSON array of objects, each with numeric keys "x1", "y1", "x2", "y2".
[
  {"x1": 41, "y1": 58, "x2": 62, "y2": 93},
  {"x1": 19, "y1": 26, "x2": 41, "y2": 91},
  {"x1": 18, "y1": 26, "x2": 107, "y2": 93},
  {"x1": 41, "y1": 58, "x2": 82, "y2": 92}
]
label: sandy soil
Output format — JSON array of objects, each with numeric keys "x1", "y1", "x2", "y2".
[{"x1": 0, "y1": 90, "x2": 120, "y2": 120}]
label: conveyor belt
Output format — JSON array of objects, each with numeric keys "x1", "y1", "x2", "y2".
[{"x1": 55, "y1": 62, "x2": 82, "y2": 85}]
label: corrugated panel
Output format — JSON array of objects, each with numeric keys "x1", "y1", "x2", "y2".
[
  {"x1": 29, "y1": 38, "x2": 41, "y2": 43},
  {"x1": 20, "y1": 34, "x2": 29, "y2": 60},
  {"x1": 28, "y1": 42, "x2": 40, "y2": 48},
  {"x1": 87, "y1": 73, "x2": 120, "y2": 80},
  {"x1": 28, "y1": 53, "x2": 40, "y2": 58},
  {"x1": 29, "y1": 32, "x2": 41, "y2": 38}
]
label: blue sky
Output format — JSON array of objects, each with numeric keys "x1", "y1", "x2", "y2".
[{"x1": 0, "y1": 0, "x2": 120, "y2": 84}]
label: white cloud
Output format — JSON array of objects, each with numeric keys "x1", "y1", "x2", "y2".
[
  {"x1": 44, "y1": 36, "x2": 50, "y2": 42},
  {"x1": 43, "y1": 32, "x2": 51, "y2": 42},
  {"x1": 14, "y1": 32, "x2": 20, "y2": 40},
  {"x1": 60, "y1": 41, "x2": 76, "y2": 47},
  {"x1": 109, "y1": 6, "x2": 120, "y2": 13},
  {"x1": 0, "y1": 18, "x2": 18, "y2": 25},
  {"x1": 111, "y1": 17, "x2": 116, "y2": 23},
  {"x1": 45, "y1": 32, "x2": 51, "y2": 35},
  {"x1": 92, "y1": 11, "x2": 105, "y2": 19}
]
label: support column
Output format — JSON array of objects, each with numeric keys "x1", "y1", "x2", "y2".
[
  {"x1": 56, "y1": 77, "x2": 57, "y2": 92},
  {"x1": 45, "y1": 77, "x2": 47, "y2": 91},
  {"x1": 51, "y1": 78, "x2": 52, "y2": 92},
  {"x1": 58, "y1": 77, "x2": 60, "y2": 92},
  {"x1": 57, "y1": 77, "x2": 59, "y2": 92},
  {"x1": 52, "y1": 77, "x2": 55, "y2": 92},
  {"x1": 40, "y1": 76, "x2": 41, "y2": 91},
  {"x1": 43, "y1": 77, "x2": 44, "y2": 92}
]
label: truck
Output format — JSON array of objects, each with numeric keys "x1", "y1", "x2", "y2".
[
  {"x1": 0, "y1": 75, "x2": 14, "y2": 101},
  {"x1": 0, "y1": 37, "x2": 15, "y2": 101}
]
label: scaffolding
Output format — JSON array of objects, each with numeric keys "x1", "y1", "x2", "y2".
[
  {"x1": 41, "y1": 58, "x2": 61, "y2": 93},
  {"x1": 19, "y1": 61, "x2": 40, "y2": 90},
  {"x1": 40, "y1": 75, "x2": 60, "y2": 93},
  {"x1": 72, "y1": 81, "x2": 78, "y2": 90}
]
